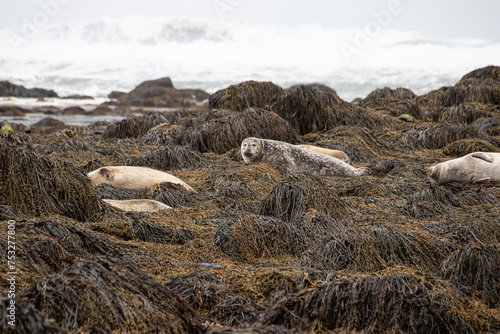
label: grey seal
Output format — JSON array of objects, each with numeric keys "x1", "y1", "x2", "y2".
[
  {"x1": 103, "y1": 199, "x2": 172, "y2": 212},
  {"x1": 88, "y1": 166, "x2": 195, "y2": 192},
  {"x1": 241, "y1": 137, "x2": 369, "y2": 177},
  {"x1": 427, "y1": 152, "x2": 500, "y2": 184}
]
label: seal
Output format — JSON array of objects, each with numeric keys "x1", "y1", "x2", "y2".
[
  {"x1": 88, "y1": 166, "x2": 196, "y2": 192},
  {"x1": 427, "y1": 152, "x2": 500, "y2": 184},
  {"x1": 241, "y1": 137, "x2": 369, "y2": 177},
  {"x1": 296, "y1": 144, "x2": 352, "y2": 164},
  {"x1": 103, "y1": 199, "x2": 172, "y2": 212}
]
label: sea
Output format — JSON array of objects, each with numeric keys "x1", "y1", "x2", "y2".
[{"x1": 0, "y1": 16, "x2": 499, "y2": 112}]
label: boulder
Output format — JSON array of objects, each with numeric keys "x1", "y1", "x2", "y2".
[
  {"x1": 0, "y1": 81, "x2": 58, "y2": 98},
  {"x1": 0, "y1": 105, "x2": 29, "y2": 116},
  {"x1": 116, "y1": 77, "x2": 209, "y2": 107}
]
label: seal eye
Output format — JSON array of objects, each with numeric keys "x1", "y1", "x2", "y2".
[{"x1": 252, "y1": 144, "x2": 256, "y2": 147}]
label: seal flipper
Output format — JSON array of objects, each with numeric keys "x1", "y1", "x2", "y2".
[
  {"x1": 472, "y1": 177, "x2": 491, "y2": 184},
  {"x1": 471, "y1": 152, "x2": 493, "y2": 163}
]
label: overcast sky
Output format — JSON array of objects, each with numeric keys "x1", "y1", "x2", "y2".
[{"x1": 1, "y1": 0, "x2": 499, "y2": 41}]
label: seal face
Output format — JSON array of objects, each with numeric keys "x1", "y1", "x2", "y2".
[
  {"x1": 88, "y1": 166, "x2": 195, "y2": 192},
  {"x1": 103, "y1": 199, "x2": 172, "y2": 212},
  {"x1": 241, "y1": 137, "x2": 369, "y2": 177},
  {"x1": 241, "y1": 137, "x2": 263, "y2": 164},
  {"x1": 427, "y1": 152, "x2": 500, "y2": 184}
]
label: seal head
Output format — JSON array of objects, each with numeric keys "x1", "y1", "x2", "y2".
[{"x1": 241, "y1": 137, "x2": 262, "y2": 164}]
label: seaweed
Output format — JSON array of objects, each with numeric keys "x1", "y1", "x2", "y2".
[
  {"x1": 21, "y1": 257, "x2": 203, "y2": 333},
  {"x1": 0, "y1": 142, "x2": 103, "y2": 221},
  {"x1": 258, "y1": 173, "x2": 345, "y2": 221},
  {"x1": 179, "y1": 108, "x2": 298, "y2": 154},
  {"x1": 125, "y1": 145, "x2": 212, "y2": 170},
  {"x1": 440, "y1": 243, "x2": 500, "y2": 307},
  {"x1": 209, "y1": 80, "x2": 284, "y2": 111},
  {"x1": 271, "y1": 85, "x2": 386, "y2": 135},
  {"x1": 264, "y1": 274, "x2": 475, "y2": 333}
]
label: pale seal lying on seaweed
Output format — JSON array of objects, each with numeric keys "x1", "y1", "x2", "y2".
[
  {"x1": 241, "y1": 137, "x2": 369, "y2": 177},
  {"x1": 88, "y1": 166, "x2": 196, "y2": 192},
  {"x1": 427, "y1": 152, "x2": 500, "y2": 184},
  {"x1": 103, "y1": 199, "x2": 172, "y2": 212},
  {"x1": 296, "y1": 144, "x2": 352, "y2": 165}
]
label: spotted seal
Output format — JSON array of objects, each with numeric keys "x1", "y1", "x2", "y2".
[
  {"x1": 241, "y1": 137, "x2": 369, "y2": 177},
  {"x1": 427, "y1": 152, "x2": 500, "y2": 184}
]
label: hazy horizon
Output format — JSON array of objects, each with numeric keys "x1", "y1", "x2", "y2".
[{"x1": 1, "y1": 0, "x2": 499, "y2": 42}]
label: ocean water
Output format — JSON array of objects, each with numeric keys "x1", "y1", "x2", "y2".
[{"x1": 0, "y1": 16, "x2": 499, "y2": 102}]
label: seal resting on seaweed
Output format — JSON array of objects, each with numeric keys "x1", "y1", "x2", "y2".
[
  {"x1": 241, "y1": 137, "x2": 369, "y2": 177},
  {"x1": 88, "y1": 166, "x2": 196, "y2": 192},
  {"x1": 103, "y1": 199, "x2": 172, "y2": 212},
  {"x1": 427, "y1": 152, "x2": 500, "y2": 184},
  {"x1": 296, "y1": 144, "x2": 352, "y2": 165}
]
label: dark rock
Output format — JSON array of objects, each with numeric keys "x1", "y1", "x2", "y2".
[
  {"x1": 30, "y1": 117, "x2": 67, "y2": 134},
  {"x1": 108, "y1": 90, "x2": 127, "y2": 99},
  {"x1": 287, "y1": 83, "x2": 338, "y2": 96},
  {"x1": 0, "y1": 81, "x2": 58, "y2": 98},
  {"x1": 32, "y1": 106, "x2": 61, "y2": 114},
  {"x1": 61, "y1": 106, "x2": 85, "y2": 115},
  {"x1": 87, "y1": 105, "x2": 115, "y2": 115},
  {"x1": 116, "y1": 77, "x2": 209, "y2": 107},
  {"x1": 61, "y1": 94, "x2": 94, "y2": 100},
  {"x1": 0, "y1": 105, "x2": 29, "y2": 116}
]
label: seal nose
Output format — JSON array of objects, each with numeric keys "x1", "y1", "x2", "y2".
[
  {"x1": 243, "y1": 151, "x2": 253, "y2": 157},
  {"x1": 426, "y1": 167, "x2": 434, "y2": 177}
]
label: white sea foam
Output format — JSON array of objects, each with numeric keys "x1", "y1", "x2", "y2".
[{"x1": 0, "y1": 16, "x2": 499, "y2": 101}]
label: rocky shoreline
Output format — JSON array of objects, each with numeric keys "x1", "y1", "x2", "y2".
[{"x1": 1, "y1": 66, "x2": 500, "y2": 333}]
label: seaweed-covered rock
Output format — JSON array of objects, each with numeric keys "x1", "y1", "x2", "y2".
[
  {"x1": 21, "y1": 257, "x2": 203, "y2": 333},
  {"x1": 434, "y1": 103, "x2": 500, "y2": 125},
  {"x1": 399, "y1": 123, "x2": 480, "y2": 149},
  {"x1": 214, "y1": 213, "x2": 305, "y2": 261},
  {"x1": 418, "y1": 65, "x2": 500, "y2": 108},
  {"x1": 271, "y1": 85, "x2": 386, "y2": 135},
  {"x1": 125, "y1": 145, "x2": 211, "y2": 170},
  {"x1": 287, "y1": 83, "x2": 338, "y2": 96},
  {"x1": 102, "y1": 111, "x2": 172, "y2": 139},
  {"x1": 264, "y1": 274, "x2": 475, "y2": 333},
  {"x1": 360, "y1": 87, "x2": 417, "y2": 108},
  {"x1": 0, "y1": 142, "x2": 103, "y2": 221},
  {"x1": 440, "y1": 243, "x2": 500, "y2": 307},
  {"x1": 443, "y1": 139, "x2": 500, "y2": 157},
  {"x1": 207, "y1": 325, "x2": 303, "y2": 334},
  {"x1": 304, "y1": 228, "x2": 385, "y2": 272},
  {"x1": 149, "y1": 182, "x2": 201, "y2": 208},
  {"x1": 132, "y1": 219, "x2": 194, "y2": 244},
  {"x1": 94, "y1": 183, "x2": 138, "y2": 200},
  {"x1": 0, "y1": 296, "x2": 64, "y2": 333},
  {"x1": 258, "y1": 173, "x2": 345, "y2": 221},
  {"x1": 209, "y1": 81, "x2": 284, "y2": 111},
  {"x1": 143, "y1": 123, "x2": 180, "y2": 145},
  {"x1": 179, "y1": 108, "x2": 298, "y2": 154}
]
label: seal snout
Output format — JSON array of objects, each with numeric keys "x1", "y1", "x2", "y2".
[
  {"x1": 243, "y1": 150, "x2": 254, "y2": 158},
  {"x1": 426, "y1": 166, "x2": 435, "y2": 178}
]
